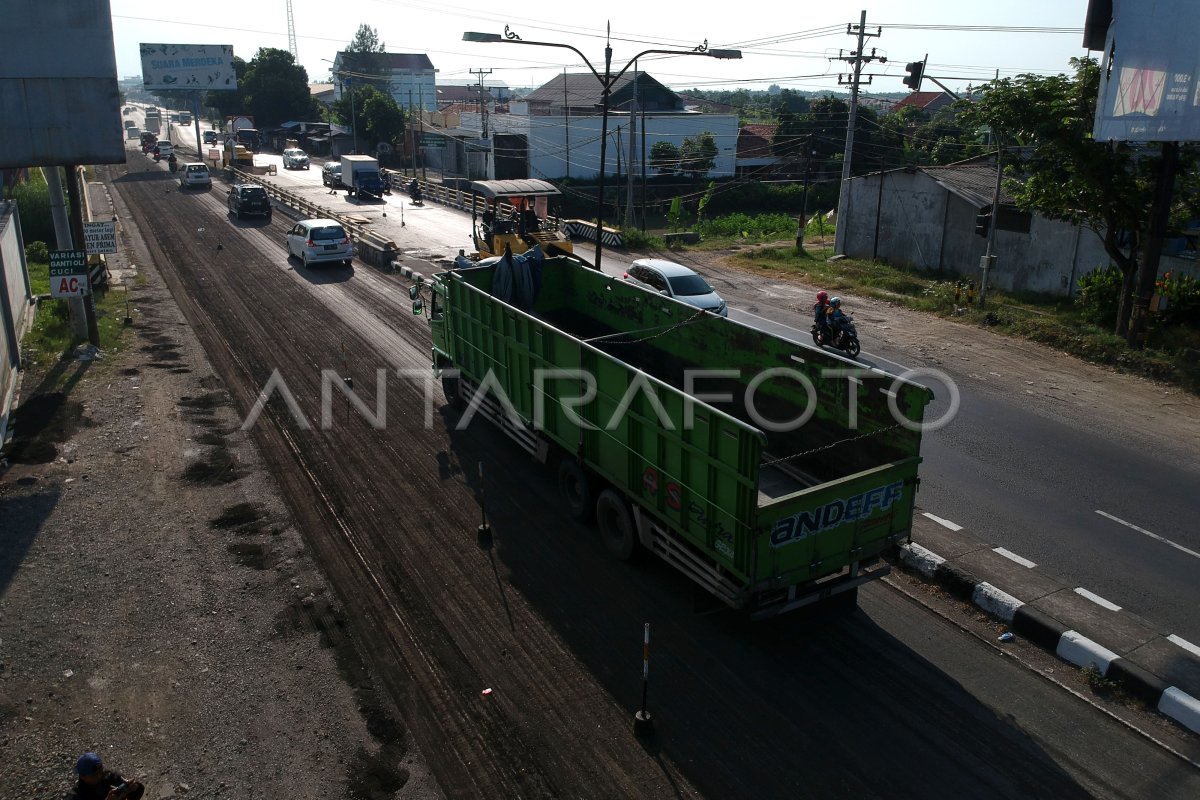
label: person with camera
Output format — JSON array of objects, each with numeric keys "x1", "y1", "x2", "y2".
[{"x1": 72, "y1": 752, "x2": 144, "y2": 800}]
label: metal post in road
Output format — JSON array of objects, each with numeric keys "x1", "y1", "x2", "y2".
[
  {"x1": 193, "y1": 91, "x2": 203, "y2": 163},
  {"x1": 633, "y1": 623, "x2": 653, "y2": 735}
]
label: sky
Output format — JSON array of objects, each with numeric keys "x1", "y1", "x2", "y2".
[{"x1": 109, "y1": 0, "x2": 1096, "y2": 97}]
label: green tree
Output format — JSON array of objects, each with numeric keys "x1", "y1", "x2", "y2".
[
  {"x1": 679, "y1": 131, "x2": 718, "y2": 177},
  {"x1": 238, "y1": 48, "x2": 312, "y2": 128},
  {"x1": 956, "y1": 57, "x2": 1199, "y2": 337},
  {"x1": 333, "y1": 84, "x2": 404, "y2": 150},
  {"x1": 347, "y1": 23, "x2": 385, "y2": 53},
  {"x1": 204, "y1": 56, "x2": 248, "y2": 121},
  {"x1": 341, "y1": 23, "x2": 391, "y2": 94},
  {"x1": 649, "y1": 141, "x2": 680, "y2": 175}
]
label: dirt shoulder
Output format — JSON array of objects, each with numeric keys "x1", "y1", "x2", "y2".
[
  {"x1": 0, "y1": 174, "x2": 441, "y2": 799},
  {"x1": 647, "y1": 242, "x2": 1200, "y2": 466}
]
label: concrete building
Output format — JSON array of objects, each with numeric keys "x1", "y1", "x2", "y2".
[
  {"x1": 454, "y1": 71, "x2": 738, "y2": 181},
  {"x1": 839, "y1": 159, "x2": 1199, "y2": 296},
  {"x1": 331, "y1": 52, "x2": 437, "y2": 112}
]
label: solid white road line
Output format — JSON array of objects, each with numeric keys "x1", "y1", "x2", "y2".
[
  {"x1": 922, "y1": 512, "x2": 963, "y2": 531},
  {"x1": 1095, "y1": 509, "x2": 1200, "y2": 560},
  {"x1": 993, "y1": 547, "x2": 1037, "y2": 568},
  {"x1": 1167, "y1": 634, "x2": 1200, "y2": 659},
  {"x1": 1074, "y1": 587, "x2": 1123, "y2": 612}
]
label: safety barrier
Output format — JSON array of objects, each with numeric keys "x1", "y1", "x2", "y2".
[{"x1": 225, "y1": 165, "x2": 400, "y2": 270}]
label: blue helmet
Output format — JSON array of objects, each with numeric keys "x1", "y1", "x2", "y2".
[{"x1": 829, "y1": 296, "x2": 842, "y2": 308}]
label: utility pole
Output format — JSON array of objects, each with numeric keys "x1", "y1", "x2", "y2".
[
  {"x1": 980, "y1": 69, "x2": 1002, "y2": 309},
  {"x1": 471, "y1": 68, "x2": 492, "y2": 179},
  {"x1": 563, "y1": 68, "x2": 570, "y2": 180},
  {"x1": 625, "y1": 72, "x2": 638, "y2": 229},
  {"x1": 833, "y1": 10, "x2": 884, "y2": 255},
  {"x1": 470, "y1": 68, "x2": 492, "y2": 138}
]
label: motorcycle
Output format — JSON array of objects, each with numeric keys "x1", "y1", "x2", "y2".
[
  {"x1": 811, "y1": 315, "x2": 861, "y2": 357},
  {"x1": 408, "y1": 181, "x2": 423, "y2": 206},
  {"x1": 168, "y1": 155, "x2": 178, "y2": 172}
]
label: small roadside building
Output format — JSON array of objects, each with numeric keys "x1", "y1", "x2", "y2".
[{"x1": 839, "y1": 158, "x2": 1199, "y2": 295}]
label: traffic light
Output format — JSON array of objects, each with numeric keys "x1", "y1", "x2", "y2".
[
  {"x1": 974, "y1": 211, "x2": 992, "y2": 237},
  {"x1": 903, "y1": 60, "x2": 925, "y2": 91}
]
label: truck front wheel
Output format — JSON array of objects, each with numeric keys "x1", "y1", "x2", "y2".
[
  {"x1": 596, "y1": 489, "x2": 636, "y2": 560},
  {"x1": 558, "y1": 458, "x2": 593, "y2": 523}
]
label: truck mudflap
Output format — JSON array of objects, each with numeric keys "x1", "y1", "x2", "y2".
[{"x1": 748, "y1": 558, "x2": 891, "y2": 620}]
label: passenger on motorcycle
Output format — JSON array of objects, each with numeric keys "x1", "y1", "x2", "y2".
[
  {"x1": 813, "y1": 291, "x2": 830, "y2": 339},
  {"x1": 826, "y1": 297, "x2": 850, "y2": 341}
]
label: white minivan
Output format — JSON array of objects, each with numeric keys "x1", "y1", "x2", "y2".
[{"x1": 285, "y1": 219, "x2": 354, "y2": 268}]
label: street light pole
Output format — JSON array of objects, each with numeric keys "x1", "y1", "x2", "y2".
[{"x1": 464, "y1": 25, "x2": 740, "y2": 272}]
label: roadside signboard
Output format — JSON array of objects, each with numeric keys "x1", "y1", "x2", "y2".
[
  {"x1": 83, "y1": 221, "x2": 117, "y2": 254},
  {"x1": 140, "y1": 43, "x2": 237, "y2": 91},
  {"x1": 419, "y1": 134, "x2": 446, "y2": 149},
  {"x1": 49, "y1": 250, "x2": 89, "y2": 298}
]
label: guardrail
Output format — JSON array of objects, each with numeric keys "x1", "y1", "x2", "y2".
[{"x1": 218, "y1": 164, "x2": 400, "y2": 270}]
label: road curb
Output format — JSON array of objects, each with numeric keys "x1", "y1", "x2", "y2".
[{"x1": 896, "y1": 542, "x2": 1200, "y2": 735}]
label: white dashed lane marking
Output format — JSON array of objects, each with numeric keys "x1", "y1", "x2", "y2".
[
  {"x1": 1074, "y1": 587, "x2": 1122, "y2": 612},
  {"x1": 922, "y1": 512, "x2": 962, "y2": 532},
  {"x1": 1095, "y1": 510, "x2": 1200, "y2": 560},
  {"x1": 993, "y1": 547, "x2": 1037, "y2": 568}
]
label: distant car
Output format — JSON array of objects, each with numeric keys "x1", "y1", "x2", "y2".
[
  {"x1": 153, "y1": 141, "x2": 174, "y2": 159},
  {"x1": 285, "y1": 219, "x2": 353, "y2": 268},
  {"x1": 321, "y1": 162, "x2": 342, "y2": 187},
  {"x1": 623, "y1": 258, "x2": 728, "y2": 317},
  {"x1": 124, "y1": 119, "x2": 136, "y2": 129},
  {"x1": 179, "y1": 162, "x2": 212, "y2": 189},
  {"x1": 227, "y1": 183, "x2": 272, "y2": 221},
  {"x1": 126, "y1": 126, "x2": 141, "y2": 140},
  {"x1": 282, "y1": 148, "x2": 310, "y2": 170},
  {"x1": 203, "y1": 130, "x2": 219, "y2": 145}
]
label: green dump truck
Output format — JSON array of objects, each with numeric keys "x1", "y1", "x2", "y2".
[{"x1": 425, "y1": 254, "x2": 933, "y2": 618}]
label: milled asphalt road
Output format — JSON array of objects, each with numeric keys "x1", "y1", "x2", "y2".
[{"x1": 163, "y1": 114, "x2": 1200, "y2": 645}]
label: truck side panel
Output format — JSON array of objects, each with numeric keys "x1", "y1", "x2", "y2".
[{"x1": 442, "y1": 266, "x2": 765, "y2": 581}]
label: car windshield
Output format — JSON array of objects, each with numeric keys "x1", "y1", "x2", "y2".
[
  {"x1": 187, "y1": 166, "x2": 205, "y2": 174},
  {"x1": 309, "y1": 226, "x2": 346, "y2": 241},
  {"x1": 666, "y1": 274, "x2": 714, "y2": 296},
  {"x1": 240, "y1": 188, "x2": 266, "y2": 198}
]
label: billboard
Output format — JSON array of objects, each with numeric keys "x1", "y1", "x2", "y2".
[
  {"x1": 140, "y1": 44, "x2": 237, "y2": 91},
  {"x1": 1092, "y1": 0, "x2": 1200, "y2": 142},
  {"x1": 0, "y1": 0, "x2": 125, "y2": 167}
]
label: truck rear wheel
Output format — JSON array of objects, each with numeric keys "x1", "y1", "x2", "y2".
[
  {"x1": 596, "y1": 489, "x2": 636, "y2": 560},
  {"x1": 558, "y1": 458, "x2": 593, "y2": 522},
  {"x1": 441, "y1": 373, "x2": 464, "y2": 410}
]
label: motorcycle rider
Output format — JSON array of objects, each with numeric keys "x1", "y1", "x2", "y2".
[
  {"x1": 409, "y1": 179, "x2": 422, "y2": 204},
  {"x1": 812, "y1": 291, "x2": 830, "y2": 341},
  {"x1": 826, "y1": 297, "x2": 850, "y2": 344}
]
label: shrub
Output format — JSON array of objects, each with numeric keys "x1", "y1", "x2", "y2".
[
  {"x1": 25, "y1": 240, "x2": 50, "y2": 263},
  {"x1": 699, "y1": 212, "x2": 796, "y2": 240},
  {"x1": 1076, "y1": 265, "x2": 1123, "y2": 328},
  {"x1": 1154, "y1": 271, "x2": 1200, "y2": 329}
]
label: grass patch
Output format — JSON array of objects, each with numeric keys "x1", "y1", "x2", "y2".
[{"x1": 22, "y1": 258, "x2": 131, "y2": 370}]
